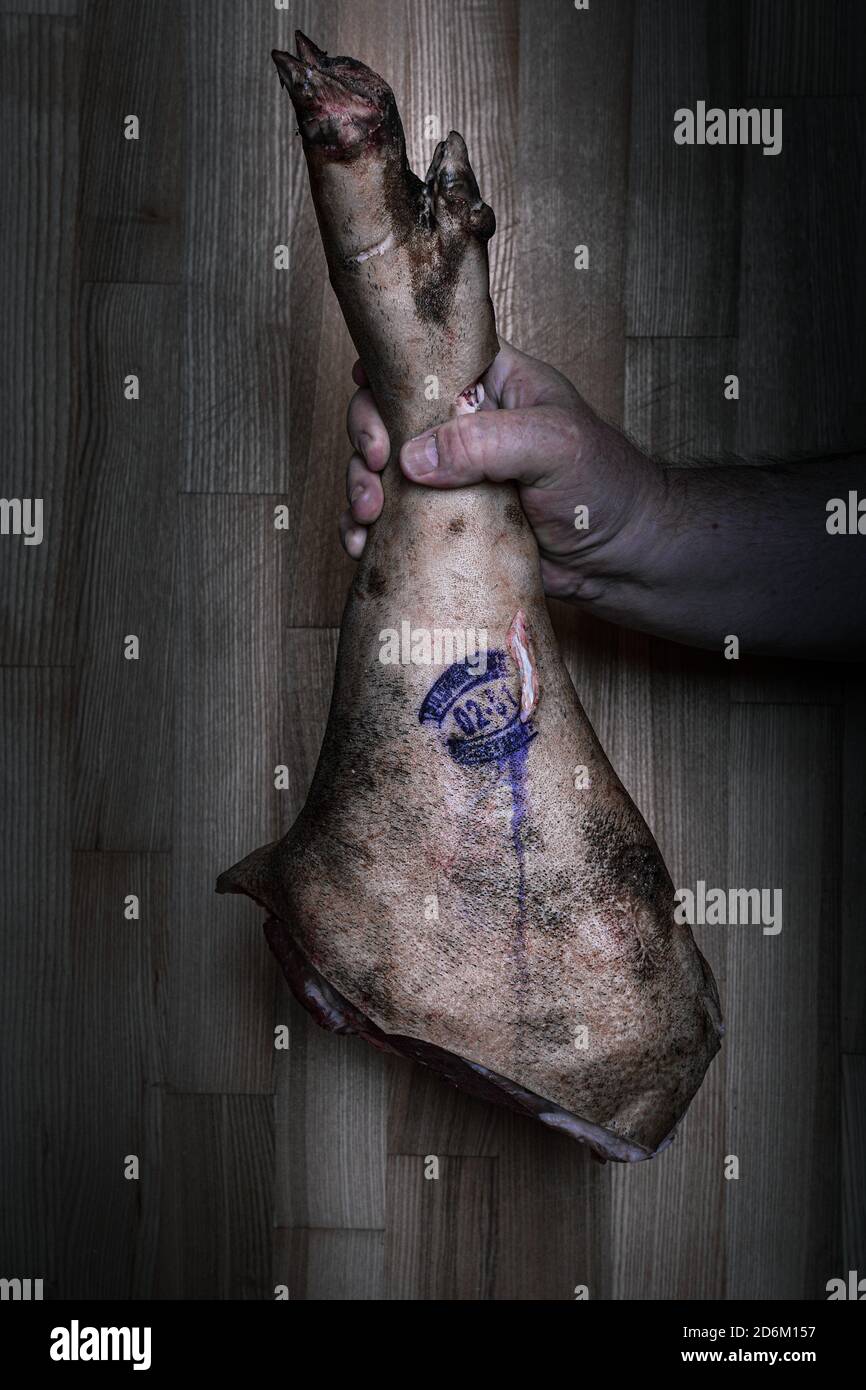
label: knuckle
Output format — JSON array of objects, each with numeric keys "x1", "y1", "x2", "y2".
[{"x1": 442, "y1": 413, "x2": 481, "y2": 473}]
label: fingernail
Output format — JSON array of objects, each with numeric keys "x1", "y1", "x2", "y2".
[
  {"x1": 350, "y1": 483, "x2": 365, "y2": 505},
  {"x1": 402, "y1": 432, "x2": 438, "y2": 477}
]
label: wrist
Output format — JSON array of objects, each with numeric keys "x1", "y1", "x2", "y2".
[{"x1": 566, "y1": 414, "x2": 670, "y2": 600}]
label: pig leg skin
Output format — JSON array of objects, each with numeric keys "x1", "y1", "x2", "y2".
[{"x1": 217, "y1": 33, "x2": 723, "y2": 1163}]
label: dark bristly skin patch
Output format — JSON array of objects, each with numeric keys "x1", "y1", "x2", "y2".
[
  {"x1": 410, "y1": 228, "x2": 469, "y2": 328},
  {"x1": 504, "y1": 502, "x2": 525, "y2": 529},
  {"x1": 447, "y1": 515, "x2": 466, "y2": 534},
  {"x1": 365, "y1": 565, "x2": 387, "y2": 597},
  {"x1": 406, "y1": 133, "x2": 496, "y2": 329},
  {"x1": 580, "y1": 802, "x2": 673, "y2": 918},
  {"x1": 377, "y1": 127, "x2": 426, "y2": 235}
]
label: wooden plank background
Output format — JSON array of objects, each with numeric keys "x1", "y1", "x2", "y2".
[{"x1": 1, "y1": 0, "x2": 863, "y2": 1301}]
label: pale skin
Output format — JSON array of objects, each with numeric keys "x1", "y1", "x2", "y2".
[{"x1": 341, "y1": 340, "x2": 865, "y2": 661}]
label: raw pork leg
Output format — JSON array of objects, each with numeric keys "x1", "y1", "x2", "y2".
[{"x1": 217, "y1": 32, "x2": 722, "y2": 1162}]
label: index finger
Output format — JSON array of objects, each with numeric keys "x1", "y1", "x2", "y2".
[{"x1": 483, "y1": 340, "x2": 580, "y2": 413}]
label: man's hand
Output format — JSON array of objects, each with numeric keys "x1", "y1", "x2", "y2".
[
  {"x1": 339, "y1": 339, "x2": 865, "y2": 659},
  {"x1": 340, "y1": 339, "x2": 665, "y2": 606}
]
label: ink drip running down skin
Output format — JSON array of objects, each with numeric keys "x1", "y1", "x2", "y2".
[
  {"x1": 419, "y1": 640, "x2": 538, "y2": 974},
  {"x1": 505, "y1": 742, "x2": 530, "y2": 958}
]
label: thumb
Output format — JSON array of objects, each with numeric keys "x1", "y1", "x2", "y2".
[{"x1": 399, "y1": 405, "x2": 577, "y2": 490}]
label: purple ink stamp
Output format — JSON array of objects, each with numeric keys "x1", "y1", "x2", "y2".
[
  {"x1": 420, "y1": 652, "x2": 536, "y2": 956},
  {"x1": 419, "y1": 651, "x2": 538, "y2": 767}
]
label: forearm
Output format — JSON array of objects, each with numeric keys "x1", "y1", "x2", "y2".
[{"x1": 579, "y1": 454, "x2": 866, "y2": 659}]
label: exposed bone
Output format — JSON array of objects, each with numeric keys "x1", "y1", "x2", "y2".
[{"x1": 455, "y1": 381, "x2": 485, "y2": 415}]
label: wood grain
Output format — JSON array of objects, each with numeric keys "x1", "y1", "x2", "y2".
[
  {"x1": 167, "y1": 495, "x2": 285, "y2": 1093},
  {"x1": 729, "y1": 662, "x2": 845, "y2": 706},
  {"x1": 736, "y1": 97, "x2": 864, "y2": 459},
  {"x1": 386, "y1": 1052, "x2": 508, "y2": 1158},
  {"x1": 607, "y1": 641, "x2": 729, "y2": 1300},
  {"x1": 387, "y1": 1154, "x2": 497, "y2": 1300},
  {"x1": 625, "y1": 0, "x2": 742, "y2": 339},
  {"x1": 493, "y1": 1118, "x2": 606, "y2": 1301},
  {"x1": 58, "y1": 851, "x2": 168, "y2": 1298},
  {"x1": 79, "y1": 0, "x2": 184, "y2": 283},
  {"x1": 841, "y1": 678, "x2": 866, "y2": 1054},
  {"x1": 0, "y1": 13, "x2": 77, "y2": 665},
  {"x1": 0, "y1": 2, "x2": 77, "y2": 13},
  {"x1": 274, "y1": 992, "x2": 386, "y2": 1230},
  {"x1": 516, "y1": 0, "x2": 633, "y2": 426},
  {"x1": 625, "y1": 339, "x2": 738, "y2": 462},
  {"x1": 182, "y1": 0, "x2": 295, "y2": 492},
  {"x1": 842, "y1": 1055, "x2": 866, "y2": 1273},
  {"x1": 0, "y1": 2, "x2": 76, "y2": 12},
  {"x1": 72, "y1": 284, "x2": 179, "y2": 849},
  {"x1": 0, "y1": 671, "x2": 71, "y2": 1293},
  {"x1": 731, "y1": 92, "x2": 862, "y2": 708},
  {"x1": 746, "y1": 0, "x2": 866, "y2": 97},
  {"x1": 274, "y1": 1225, "x2": 384, "y2": 1300},
  {"x1": 157, "y1": 1093, "x2": 274, "y2": 1299},
  {"x1": 725, "y1": 705, "x2": 841, "y2": 1299}
]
